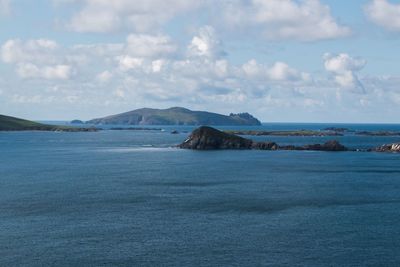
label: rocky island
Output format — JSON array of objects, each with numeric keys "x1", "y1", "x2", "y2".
[
  {"x1": 87, "y1": 107, "x2": 261, "y2": 126},
  {"x1": 0, "y1": 114, "x2": 97, "y2": 132},
  {"x1": 371, "y1": 143, "x2": 400, "y2": 152},
  {"x1": 179, "y1": 126, "x2": 348, "y2": 151},
  {"x1": 179, "y1": 126, "x2": 400, "y2": 153},
  {"x1": 224, "y1": 130, "x2": 343, "y2": 137}
]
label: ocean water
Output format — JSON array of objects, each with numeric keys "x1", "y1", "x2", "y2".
[{"x1": 1, "y1": 123, "x2": 400, "y2": 266}]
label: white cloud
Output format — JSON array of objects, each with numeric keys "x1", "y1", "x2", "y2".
[
  {"x1": 4, "y1": 26, "x2": 399, "y2": 122},
  {"x1": 364, "y1": 0, "x2": 400, "y2": 31},
  {"x1": 66, "y1": 0, "x2": 202, "y2": 33},
  {"x1": 96, "y1": 70, "x2": 113, "y2": 83},
  {"x1": 117, "y1": 56, "x2": 143, "y2": 71},
  {"x1": 267, "y1": 62, "x2": 303, "y2": 81},
  {"x1": 1, "y1": 38, "x2": 77, "y2": 80},
  {"x1": 221, "y1": 0, "x2": 351, "y2": 41},
  {"x1": 323, "y1": 53, "x2": 366, "y2": 93},
  {"x1": 188, "y1": 26, "x2": 225, "y2": 58},
  {"x1": 1, "y1": 39, "x2": 58, "y2": 64},
  {"x1": 241, "y1": 59, "x2": 309, "y2": 82},
  {"x1": 125, "y1": 34, "x2": 176, "y2": 58},
  {"x1": 151, "y1": 59, "x2": 165, "y2": 73},
  {"x1": 16, "y1": 63, "x2": 72, "y2": 80}
]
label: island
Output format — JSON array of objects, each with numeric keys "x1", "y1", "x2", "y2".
[
  {"x1": 179, "y1": 126, "x2": 348, "y2": 151},
  {"x1": 70, "y1": 119, "x2": 84, "y2": 124},
  {"x1": 87, "y1": 107, "x2": 261, "y2": 126},
  {"x1": 371, "y1": 143, "x2": 400, "y2": 152},
  {"x1": 0, "y1": 114, "x2": 97, "y2": 132},
  {"x1": 223, "y1": 130, "x2": 343, "y2": 136},
  {"x1": 179, "y1": 126, "x2": 400, "y2": 153}
]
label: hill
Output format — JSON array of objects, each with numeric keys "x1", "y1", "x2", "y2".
[
  {"x1": 0, "y1": 114, "x2": 95, "y2": 131},
  {"x1": 87, "y1": 107, "x2": 261, "y2": 126}
]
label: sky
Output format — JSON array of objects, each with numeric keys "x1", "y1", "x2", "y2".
[{"x1": 1, "y1": 0, "x2": 400, "y2": 123}]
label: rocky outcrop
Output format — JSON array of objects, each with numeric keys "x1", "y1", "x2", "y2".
[
  {"x1": 224, "y1": 130, "x2": 342, "y2": 136},
  {"x1": 302, "y1": 140, "x2": 348, "y2": 151},
  {"x1": 279, "y1": 140, "x2": 348, "y2": 151},
  {"x1": 179, "y1": 126, "x2": 253, "y2": 150},
  {"x1": 252, "y1": 142, "x2": 279, "y2": 150},
  {"x1": 179, "y1": 126, "x2": 348, "y2": 152},
  {"x1": 356, "y1": 131, "x2": 400, "y2": 136},
  {"x1": 372, "y1": 143, "x2": 400, "y2": 152}
]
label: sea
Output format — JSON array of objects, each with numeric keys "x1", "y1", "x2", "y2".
[{"x1": 1, "y1": 123, "x2": 400, "y2": 266}]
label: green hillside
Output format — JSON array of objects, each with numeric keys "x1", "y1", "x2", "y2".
[
  {"x1": 87, "y1": 107, "x2": 261, "y2": 126},
  {"x1": 0, "y1": 114, "x2": 95, "y2": 131}
]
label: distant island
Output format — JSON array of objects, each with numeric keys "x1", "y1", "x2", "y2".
[
  {"x1": 179, "y1": 126, "x2": 400, "y2": 153},
  {"x1": 0, "y1": 114, "x2": 96, "y2": 132},
  {"x1": 179, "y1": 126, "x2": 348, "y2": 151},
  {"x1": 87, "y1": 107, "x2": 261, "y2": 126}
]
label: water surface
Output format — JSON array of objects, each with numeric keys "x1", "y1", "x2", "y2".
[{"x1": 1, "y1": 123, "x2": 400, "y2": 266}]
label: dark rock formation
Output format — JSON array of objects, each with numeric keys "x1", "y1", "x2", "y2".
[
  {"x1": 70, "y1": 119, "x2": 84, "y2": 124},
  {"x1": 179, "y1": 126, "x2": 348, "y2": 152},
  {"x1": 302, "y1": 140, "x2": 348, "y2": 151},
  {"x1": 171, "y1": 130, "x2": 179, "y2": 134},
  {"x1": 372, "y1": 143, "x2": 400, "y2": 152},
  {"x1": 252, "y1": 142, "x2": 279, "y2": 150},
  {"x1": 228, "y1": 112, "x2": 261, "y2": 126},
  {"x1": 278, "y1": 140, "x2": 348, "y2": 151},
  {"x1": 224, "y1": 130, "x2": 342, "y2": 136},
  {"x1": 178, "y1": 126, "x2": 253, "y2": 150},
  {"x1": 356, "y1": 131, "x2": 400, "y2": 136}
]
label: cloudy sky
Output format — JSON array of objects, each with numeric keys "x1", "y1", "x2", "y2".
[{"x1": 1, "y1": 0, "x2": 400, "y2": 122}]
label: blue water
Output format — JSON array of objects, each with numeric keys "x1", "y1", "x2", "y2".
[{"x1": 1, "y1": 123, "x2": 400, "y2": 266}]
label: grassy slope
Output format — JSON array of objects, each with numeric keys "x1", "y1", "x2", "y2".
[{"x1": 0, "y1": 114, "x2": 94, "y2": 131}]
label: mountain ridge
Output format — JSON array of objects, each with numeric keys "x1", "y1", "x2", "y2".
[{"x1": 87, "y1": 107, "x2": 262, "y2": 126}]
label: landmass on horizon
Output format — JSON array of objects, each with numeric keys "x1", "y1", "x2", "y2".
[
  {"x1": 0, "y1": 115, "x2": 95, "y2": 132},
  {"x1": 86, "y1": 107, "x2": 262, "y2": 126}
]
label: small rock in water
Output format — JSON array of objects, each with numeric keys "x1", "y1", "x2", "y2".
[{"x1": 373, "y1": 143, "x2": 400, "y2": 152}]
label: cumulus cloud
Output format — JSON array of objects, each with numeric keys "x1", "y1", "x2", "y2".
[
  {"x1": 59, "y1": 0, "x2": 349, "y2": 42},
  {"x1": 125, "y1": 34, "x2": 176, "y2": 58},
  {"x1": 116, "y1": 56, "x2": 144, "y2": 71},
  {"x1": 220, "y1": 0, "x2": 351, "y2": 41},
  {"x1": 323, "y1": 53, "x2": 366, "y2": 93},
  {"x1": 1, "y1": 39, "x2": 76, "y2": 80},
  {"x1": 1, "y1": 39, "x2": 58, "y2": 64},
  {"x1": 4, "y1": 27, "x2": 394, "y2": 122},
  {"x1": 364, "y1": 0, "x2": 400, "y2": 31},
  {"x1": 188, "y1": 26, "x2": 225, "y2": 58},
  {"x1": 66, "y1": 0, "x2": 202, "y2": 33},
  {"x1": 16, "y1": 63, "x2": 72, "y2": 80},
  {"x1": 241, "y1": 59, "x2": 309, "y2": 82}
]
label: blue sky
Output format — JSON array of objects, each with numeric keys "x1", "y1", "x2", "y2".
[{"x1": 1, "y1": 0, "x2": 400, "y2": 122}]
